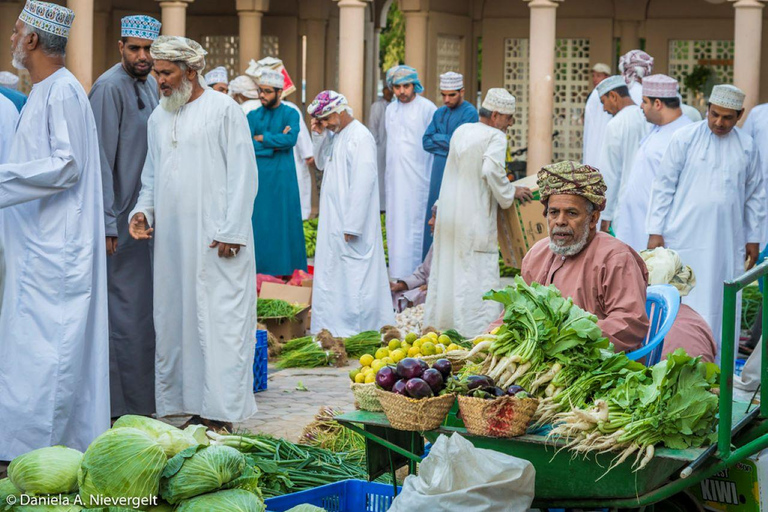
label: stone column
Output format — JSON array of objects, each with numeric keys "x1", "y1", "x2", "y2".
[
  {"x1": 619, "y1": 20, "x2": 640, "y2": 53},
  {"x1": 0, "y1": 2, "x2": 22, "y2": 73},
  {"x1": 237, "y1": 0, "x2": 268, "y2": 73},
  {"x1": 403, "y1": 11, "x2": 428, "y2": 77},
  {"x1": 157, "y1": 0, "x2": 193, "y2": 36},
  {"x1": 304, "y1": 18, "x2": 328, "y2": 104},
  {"x1": 732, "y1": 0, "x2": 764, "y2": 119},
  {"x1": 334, "y1": 0, "x2": 368, "y2": 118},
  {"x1": 526, "y1": 0, "x2": 560, "y2": 175},
  {"x1": 66, "y1": 0, "x2": 94, "y2": 90}
]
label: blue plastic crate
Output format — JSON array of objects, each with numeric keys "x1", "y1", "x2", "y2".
[
  {"x1": 264, "y1": 480, "x2": 400, "y2": 512},
  {"x1": 253, "y1": 329, "x2": 268, "y2": 393}
]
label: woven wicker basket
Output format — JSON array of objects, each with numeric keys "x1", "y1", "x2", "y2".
[
  {"x1": 419, "y1": 350, "x2": 472, "y2": 371},
  {"x1": 375, "y1": 388, "x2": 455, "y2": 431},
  {"x1": 457, "y1": 395, "x2": 539, "y2": 438},
  {"x1": 350, "y1": 382, "x2": 383, "y2": 412}
]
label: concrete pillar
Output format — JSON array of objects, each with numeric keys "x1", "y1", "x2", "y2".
[
  {"x1": 305, "y1": 18, "x2": 328, "y2": 104},
  {"x1": 526, "y1": 0, "x2": 560, "y2": 175},
  {"x1": 0, "y1": 2, "x2": 22, "y2": 73},
  {"x1": 237, "y1": 0, "x2": 269, "y2": 73},
  {"x1": 403, "y1": 11, "x2": 427, "y2": 77},
  {"x1": 732, "y1": 0, "x2": 764, "y2": 120},
  {"x1": 619, "y1": 20, "x2": 640, "y2": 54},
  {"x1": 157, "y1": 0, "x2": 193, "y2": 37},
  {"x1": 335, "y1": 0, "x2": 369, "y2": 118},
  {"x1": 66, "y1": 0, "x2": 94, "y2": 90}
]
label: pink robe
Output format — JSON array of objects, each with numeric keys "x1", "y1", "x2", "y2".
[
  {"x1": 520, "y1": 232, "x2": 649, "y2": 353},
  {"x1": 661, "y1": 304, "x2": 716, "y2": 363}
]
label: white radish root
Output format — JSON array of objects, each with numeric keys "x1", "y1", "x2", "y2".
[{"x1": 466, "y1": 340, "x2": 491, "y2": 359}]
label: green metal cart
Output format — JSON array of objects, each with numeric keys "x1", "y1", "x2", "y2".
[{"x1": 336, "y1": 260, "x2": 768, "y2": 510}]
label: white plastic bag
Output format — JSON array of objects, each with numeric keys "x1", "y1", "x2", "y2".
[{"x1": 388, "y1": 433, "x2": 535, "y2": 512}]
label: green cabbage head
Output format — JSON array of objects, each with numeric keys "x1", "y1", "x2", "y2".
[
  {"x1": 111, "y1": 416, "x2": 208, "y2": 458},
  {"x1": 174, "y1": 489, "x2": 264, "y2": 512},
  {"x1": 78, "y1": 428, "x2": 166, "y2": 506},
  {"x1": 12, "y1": 504, "x2": 82, "y2": 511},
  {"x1": 8, "y1": 446, "x2": 83, "y2": 495},
  {"x1": 0, "y1": 477, "x2": 20, "y2": 512}
]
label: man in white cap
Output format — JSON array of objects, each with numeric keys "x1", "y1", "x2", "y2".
[
  {"x1": 424, "y1": 88, "x2": 532, "y2": 335},
  {"x1": 596, "y1": 75, "x2": 648, "y2": 235},
  {"x1": 582, "y1": 63, "x2": 612, "y2": 168},
  {"x1": 205, "y1": 66, "x2": 229, "y2": 94},
  {"x1": 88, "y1": 14, "x2": 161, "y2": 419},
  {"x1": 229, "y1": 74, "x2": 261, "y2": 114},
  {"x1": 614, "y1": 75, "x2": 692, "y2": 252},
  {"x1": 367, "y1": 83, "x2": 393, "y2": 211},
  {"x1": 0, "y1": 0, "x2": 110, "y2": 458},
  {"x1": 129, "y1": 35, "x2": 258, "y2": 431},
  {"x1": 420, "y1": 71, "x2": 478, "y2": 259},
  {"x1": 307, "y1": 90, "x2": 394, "y2": 336},
  {"x1": 647, "y1": 84, "x2": 766, "y2": 357},
  {"x1": 246, "y1": 68, "x2": 307, "y2": 276},
  {"x1": 742, "y1": 101, "x2": 768, "y2": 247},
  {"x1": 385, "y1": 65, "x2": 437, "y2": 279},
  {"x1": 0, "y1": 71, "x2": 26, "y2": 112}
]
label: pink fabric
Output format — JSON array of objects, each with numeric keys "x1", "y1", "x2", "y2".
[
  {"x1": 620, "y1": 50, "x2": 654, "y2": 85},
  {"x1": 661, "y1": 304, "x2": 717, "y2": 363},
  {"x1": 642, "y1": 74, "x2": 678, "y2": 99}
]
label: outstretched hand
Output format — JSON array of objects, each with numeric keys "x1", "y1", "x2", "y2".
[{"x1": 129, "y1": 213, "x2": 153, "y2": 240}]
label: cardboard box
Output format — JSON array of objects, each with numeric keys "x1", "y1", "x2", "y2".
[
  {"x1": 259, "y1": 283, "x2": 312, "y2": 342},
  {"x1": 498, "y1": 174, "x2": 547, "y2": 268},
  {"x1": 689, "y1": 450, "x2": 768, "y2": 511}
]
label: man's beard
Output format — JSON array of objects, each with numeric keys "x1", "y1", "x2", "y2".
[
  {"x1": 12, "y1": 40, "x2": 26, "y2": 70},
  {"x1": 260, "y1": 96, "x2": 278, "y2": 108},
  {"x1": 160, "y1": 79, "x2": 193, "y2": 112},
  {"x1": 548, "y1": 217, "x2": 591, "y2": 257},
  {"x1": 124, "y1": 59, "x2": 152, "y2": 78}
]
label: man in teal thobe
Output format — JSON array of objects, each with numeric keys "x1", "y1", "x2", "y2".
[{"x1": 247, "y1": 69, "x2": 307, "y2": 275}]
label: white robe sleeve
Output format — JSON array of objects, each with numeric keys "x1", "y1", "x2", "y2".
[
  {"x1": 311, "y1": 130, "x2": 334, "y2": 171},
  {"x1": 743, "y1": 144, "x2": 766, "y2": 244},
  {"x1": 598, "y1": 120, "x2": 623, "y2": 222},
  {"x1": 130, "y1": 119, "x2": 157, "y2": 227},
  {"x1": 0, "y1": 95, "x2": 18, "y2": 165},
  {"x1": 368, "y1": 101, "x2": 384, "y2": 145},
  {"x1": 646, "y1": 132, "x2": 686, "y2": 237},
  {"x1": 295, "y1": 113, "x2": 314, "y2": 161},
  {"x1": 0, "y1": 92, "x2": 82, "y2": 208},
  {"x1": 214, "y1": 104, "x2": 259, "y2": 245},
  {"x1": 343, "y1": 133, "x2": 378, "y2": 237},
  {"x1": 482, "y1": 131, "x2": 516, "y2": 210}
]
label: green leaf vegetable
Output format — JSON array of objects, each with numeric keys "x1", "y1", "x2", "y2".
[{"x1": 8, "y1": 446, "x2": 82, "y2": 496}]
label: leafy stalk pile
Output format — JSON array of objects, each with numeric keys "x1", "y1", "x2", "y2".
[
  {"x1": 304, "y1": 219, "x2": 318, "y2": 258},
  {"x1": 276, "y1": 338, "x2": 336, "y2": 369},
  {"x1": 257, "y1": 299, "x2": 304, "y2": 320},
  {"x1": 548, "y1": 350, "x2": 719, "y2": 474},
  {"x1": 299, "y1": 407, "x2": 366, "y2": 462},
  {"x1": 343, "y1": 331, "x2": 382, "y2": 358}
]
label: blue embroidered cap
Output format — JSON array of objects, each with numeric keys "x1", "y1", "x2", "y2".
[
  {"x1": 121, "y1": 15, "x2": 161, "y2": 41},
  {"x1": 19, "y1": 0, "x2": 75, "y2": 39}
]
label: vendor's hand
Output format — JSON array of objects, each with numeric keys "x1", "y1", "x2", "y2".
[
  {"x1": 282, "y1": 125, "x2": 292, "y2": 134},
  {"x1": 515, "y1": 186, "x2": 533, "y2": 203},
  {"x1": 344, "y1": 233, "x2": 357, "y2": 242},
  {"x1": 310, "y1": 119, "x2": 324, "y2": 134},
  {"x1": 746, "y1": 243, "x2": 759, "y2": 270},
  {"x1": 129, "y1": 213, "x2": 153, "y2": 240},
  {"x1": 209, "y1": 240, "x2": 242, "y2": 258},
  {"x1": 419, "y1": 284, "x2": 427, "y2": 292},
  {"x1": 600, "y1": 220, "x2": 611, "y2": 233},
  {"x1": 647, "y1": 234, "x2": 665, "y2": 250},
  {"x1": 253, "y1": 134, "x2": 264, "y2": 142},
  {"x1": 106, "y1": 236, "x2": 118, "y2": 256},
  {"x1": 306, "y1": 157, "x2": 315, "y2": 168},
  {"x1": 390, "y1": 281, "x2": 407, "y2": 293}
]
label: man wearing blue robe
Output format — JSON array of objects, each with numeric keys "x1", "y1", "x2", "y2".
[
  {"x1": 247, "y1": 69, "x2": 307, "y2": 275},
  {"x1": 0, "y1": 71, "x2": 27, "y2": 112},
  {"x1": 421, "y1": 71, "x2": 478, "y2": 257}
]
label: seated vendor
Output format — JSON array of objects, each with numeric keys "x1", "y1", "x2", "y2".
[
  {"x1": 641, "y1": 248, "x2": 717, "y2": 363},
  {"x1": 390, "y1": 203, "x2": 437, "y2": 312},
  {"x1": 518, "y1": 161, "x2": 650, "y2": 353}
]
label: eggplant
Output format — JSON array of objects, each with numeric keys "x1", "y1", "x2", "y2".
[
  {"x1": 405, "y1": 378, "x2": 434, "y2": 399},
  {"x1": 397, "y1": 358, "x2": 424, "y2": 380},
  {"x1": 375, "y1": 366, "x2": 398, "y2": 391},
  {"x1": 417, "y1": 359, "x2": 429, "y2": 374},
  {"x1": 392, "y1": 379, "x2": 408, "y2": 395},
  {"x1": 491, "y1": 386, "x2": 506, "y2": 397},
  {"x1": 432, "y1": 359, "x2": 452, "y2": 378},
  {"x1": 506, "y1": 385, "x2": 526, "y2": 396},
  {"x1": 466, "y1": 375, "x2": 495, "y2": 391},
  {"x1": 421, "y1": 368, "x2": 444, "y2": 394}
]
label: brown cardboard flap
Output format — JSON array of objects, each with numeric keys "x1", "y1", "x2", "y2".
[
  {"x1": 497, "y1": 174, "x2": 547, "y2": 269},
  {"x1": 259, "y1": 282, "x2": 312, "y2": 306}
]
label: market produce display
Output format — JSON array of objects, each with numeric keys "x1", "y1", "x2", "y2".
[
  {"x1": 374, "y1": 357, "x2": 453, "y2": 398},
  {"x1": 257, "y1": 298, "x2": 304, "y2": 320},
  {"x1": 276, "y1": 330, "x2": 347, "y2": 369},
  {"x1": 299, "y1": 407, "x2": 365, "y2": 461}
]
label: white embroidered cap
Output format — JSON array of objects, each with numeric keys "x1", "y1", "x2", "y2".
[
  {"x1": 19, "y1": 0, "x2": 74, "y2": 39},
  {"x1": 709, "y1": 84, "x2": 745, "y2": 111},
  {"x1": 482, "y1": 88, "x2": 516, "y2": 115},
  {"x1": 257, "y1": 69, "x2": 285, "y2": 89},
  {"x1": 642, "y1": 74, "x2": 678, "y2": 99},
  {"x1": 0, "y1": 71, "x2": 19, "y2": 90},
  {"x1": 592, "y1": 63, "x2": 611, "y2": 75},
  {"x1": 596, "y1": 75, "x2": 626, "y2": 97},
  {"x1": 439, "y1": 71, "x2": 463, "y2": 91},
  {"x1": 205, "y1": 66, "x2": 228, "y2": 86}
]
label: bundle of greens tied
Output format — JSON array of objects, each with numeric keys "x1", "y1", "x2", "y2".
[
  {"x1": 257, "y1": 298, "x2": 304, "y2": 320},
  {"x1": 276, "y1": 336, "x2": 337, "y2": 369}
]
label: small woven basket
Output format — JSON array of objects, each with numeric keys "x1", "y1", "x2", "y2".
[
  {"x1": 375, "y1": 388, "x2": 455, "y2": 431},
  {"x1": 419, "y1": 350, "x2": 472, "y2": 371},
  {"x1": 350, "y1": 382, "x2": 383, "y2": 412},
  {"x1": 457, "y1": 395, "x2": 539, "y2": 438}
]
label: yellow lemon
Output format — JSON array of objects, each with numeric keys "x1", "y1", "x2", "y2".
[
  {"x1": 438, "y1": 334, "x2": 451, "y2": 345},
  {"x1": 421, "y1": 342, "x2": 436, "y2": 356},
  {"x1": 407, "y1": 346, "x2": 421, "y2": 357},
  {"x1": 354, "y1": 372, "x2": 366, "y2": 384},
  {"x1": 390, "y1": 349, "x2": 406, "y2": 362},
  {"x1": 365, "y1": 373, "x2": 376, "y2": 384},
  {"x1": 382, "y1": 356, "x2": 395, "y2": 365},
  {"x1": 447, "y1": 343, "x2": 460, "y2": 352},
  {"x1": 405, "y1": 332, "x2": 418, "y2": 343},
  {"x1": 375, "y1": 347, "x2": 390, "y2": 360},
  {"x1": 400, "y1": 340, "x2": 411, "y2": 350},
  {"x1": 349, "y1": 368, "x2": 360, "y2": 382},
  {"x1": 360, "y1": 365, "x2": 372, "y2": 375},
  {"x1": 427, "y1": 332, "x2": 439, "y2": 341},
  {"x1": 388, "y1": 339, "x2": 401, "y2": 351},
  {"x1": 359, "y1": 354, "x2": 374, "y2": 367},
  {"x1": 435, "y1": 344, "x2": 446, "y2": 354},
  {"x1": 413, "y1": 338, "x2": 424, "y2": 348},
  {"x1": 371, "y1": 359, "x2": 385, "y2": 373}
]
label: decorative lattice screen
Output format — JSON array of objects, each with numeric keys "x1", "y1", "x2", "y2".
[
  {"x1": 435, "y1": 34, "x2": 462, "y2": 99},
  {"x1": 199, "y1": 35, "x2": 280, "y2": 77},
  {"x1": 262, "y1": 35, "x2": 280, "y2": 58},
  {"x1": 668, "y1": 39, "x2": 734, "y2": 106},
  {"x1": 503, "y1": 37, "x2": 590, "y2": 162}
]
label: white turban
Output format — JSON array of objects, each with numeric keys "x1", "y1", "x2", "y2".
[
  {"x1": 150, "y1": 35, "x2": 207, "y2": 71},
  {"x1": 0, "y1": 71, "x2": 19, "y2": 90},
  {"x1": 228, "y1": 75, "x2": 259, "y2": 99},
  {"x1": 257, "y1": 69, "x2": 285, "y2": 89},
  {"x1": 482, "y1": 88, "x2": 516, "y2": 115}
]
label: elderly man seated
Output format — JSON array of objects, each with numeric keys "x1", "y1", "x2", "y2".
[{"x1": 518, "y1": 161, "x2": 650, "y2": 353}]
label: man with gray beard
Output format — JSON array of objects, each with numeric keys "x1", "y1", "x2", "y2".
[
  {"x1": 129, "y1": 36, "x2": 258, "y2": 431},
  {"x1": 519, "y1": 161, "x2": 649, "y2": 353}
]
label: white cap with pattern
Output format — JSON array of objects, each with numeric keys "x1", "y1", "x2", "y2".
[
  {"x1": 596, "y1": 75, "x2": 626, "y2": 97},
  {"x1": 709, "y1": 84, "x2": 745, "y2": 111},
  {"x1": 482, "y1": 88, "x2": 516, "y2": 115},
  {"x1": 257, "y1": 69, "x2": 285, "y2": 89},
  {"x1": 19, "y1": 0, "x2": 75, "y2": 39},
  {"x1": 439, "y1": 71, "x2": 463, "y2": 91},
  {"x1": 205, "y1": 66, "x2": 228, "y2": 86},
  {"x1": 0, "y1": 71, "x2": 19, "y2": 90},
  {"x1": 592, "y1": 63, "x2": 611, "y2": 75}
]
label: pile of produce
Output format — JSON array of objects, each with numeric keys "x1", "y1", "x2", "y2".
[
  {"x1": 299, "y1": 407, "x2": 365, "y2": 461},
  {"x1": 303, "y1": 219, "x2": 318, "y2": 258},
  {"x1": 257, "y1": 299, "x2": 304, "y2": 320},
  {"x1": 342, "y1": 330, "x2": 381, "y2": 358},
  {"x1": 742, "y1": 283, "x2": 762, "y2": 330},
  {"x1": 395, "y1": 304, "x2": 424, "y2": 334},
  {"x1": 276, "y1": 330, "x2": 346, "y2": 369},
  {"x1": 451, "y1": 373, "x2": 530, "y2": 400},
  {"x1": 375, "y1": 357, "x2": 454, "y2": 399}
]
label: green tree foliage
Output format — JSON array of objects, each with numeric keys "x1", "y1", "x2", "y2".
[{"x1": 379, "y1": 2, "x2": 405, "y2": 75}]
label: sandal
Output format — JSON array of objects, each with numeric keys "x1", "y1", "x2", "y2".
[
  {"x1": 201, "y1": 418, "x2": 233, "y2": 433},
  {"x1": 180, "y1": 415, "x2": 203, "y2": 429}
]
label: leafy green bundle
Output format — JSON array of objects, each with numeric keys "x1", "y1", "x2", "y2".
[
  {"x1": 343, "y1": 331, "x2": 381, "y2": 358},
  {"x1": 257, "y1": 299, "x2": 303, "y2": 320}
]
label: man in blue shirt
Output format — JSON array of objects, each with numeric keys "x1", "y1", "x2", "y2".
[
  {"x1": 421, "y1": 71, "x2": 477, "y2": 257},
  {"x1": 0, "y1": 71, "x2": 27, "y2": 112}
]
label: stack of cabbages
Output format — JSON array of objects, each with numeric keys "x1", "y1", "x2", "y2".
[{"x1": 0, "y1": 416, "x2": 265, "y2": 512}]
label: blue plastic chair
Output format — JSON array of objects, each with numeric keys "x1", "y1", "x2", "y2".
[{"x1": 626, "y1": 284, "x2": 680, "y2": 366}]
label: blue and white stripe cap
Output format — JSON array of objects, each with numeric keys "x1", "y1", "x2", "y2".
[
  {"x1": 596, "y1": 75, "x2": 626, "y2": 97},
  {"x1": 19, "y1": 1, "x2": 74, "y2": 39},
  {"x1": 121, "y1": 15, "x2": 161, "y2": 41}
]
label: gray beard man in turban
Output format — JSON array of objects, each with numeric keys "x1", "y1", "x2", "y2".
[{"x1": 129, "y1": 35, "x2": 259, "y2": 431}]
